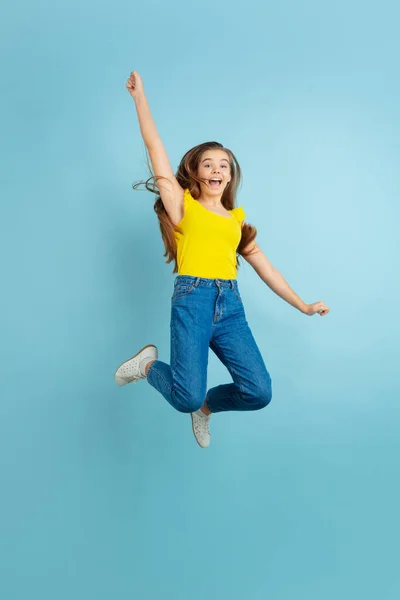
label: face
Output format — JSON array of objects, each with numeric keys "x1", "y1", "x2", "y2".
[{"x1": 197, "y1": 149, "x2": 231, "y2": 194}]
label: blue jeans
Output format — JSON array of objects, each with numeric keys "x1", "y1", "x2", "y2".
[{"x1": 147, "y1": 275, "x2": 272, "y2": 414}]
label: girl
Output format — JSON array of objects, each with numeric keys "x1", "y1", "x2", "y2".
[{"x1": 114, "y1": 70, "x2": 330, "y2": 448}]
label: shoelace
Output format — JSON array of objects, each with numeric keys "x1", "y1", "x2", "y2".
[
  {"x1": 132, "y1": 372, "x2": 146, "y2": 384},
  {"x1": 129, "y1": 371, "x2": 148, "y2": 384},
  {"x1": 121, "y1": 363, "x2": 144, "y2": 384},
  {"x1": 117, "y1": 354, "x2": 148, "y2": 384}
]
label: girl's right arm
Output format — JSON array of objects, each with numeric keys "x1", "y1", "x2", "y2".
[{"x1": 126, "y1": 70, "x2": 184, "y2": 225}]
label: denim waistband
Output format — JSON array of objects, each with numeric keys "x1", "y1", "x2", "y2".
[{"x1": 174, "y1": 275, "x2": 238, "y2": 289}]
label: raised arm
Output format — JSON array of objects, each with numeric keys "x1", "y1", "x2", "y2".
[{"x1": 126, "y1": 70, "x2": 184, "y2": 225}]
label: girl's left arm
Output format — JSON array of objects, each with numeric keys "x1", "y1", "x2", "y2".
[{"x1": 242, "y1": 242, "x2": 330, "y2": 316}]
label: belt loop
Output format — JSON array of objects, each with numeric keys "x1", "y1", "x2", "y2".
[
  {"x1": 230, "y1": 279, "x2": 234, "y2": 289},
  {"x1": 194, "y1": 277, "x2": 200, "y2": 287}
]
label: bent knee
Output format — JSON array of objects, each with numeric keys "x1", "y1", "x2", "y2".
[
  {"x1": 252, "y1": 377, "x2": 272, "y2": 410},
  {"x1": 259, "y1": 388, "x2": 272, "y2": 409},
  {"x1": 175, "y1": 402, "x2": 204, "y2": 414},
  {"x1": 173, "y1": 391, "x2": 204, "y2": 414}
]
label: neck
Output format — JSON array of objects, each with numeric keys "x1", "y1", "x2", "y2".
[{"x1": 198, "y1": 186, "x2": 224, "y2": 206}]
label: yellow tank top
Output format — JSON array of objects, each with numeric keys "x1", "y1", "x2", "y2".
[{"x1": 173, "y1": 188, "x2": 246, "y2": 279}]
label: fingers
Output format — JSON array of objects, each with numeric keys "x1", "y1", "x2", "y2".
[
  {"x1": 126, "y1": 71, "x2": 135, "y2": 87},
  {"x1": 126, "y1": 74, "x2": 136, "y2": 94},
  {"x1": 310, "y1": 300, "x2": 329, "y2": 316},
  {"x1": 126, "y1": 71, "x2": 140, "y2": 94},
  {"x1": 317, "y1": 303, "x2": 330, "y2": 316}
]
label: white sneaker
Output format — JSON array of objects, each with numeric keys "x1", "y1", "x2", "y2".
[
  {"x1": 191, "y1": 409, "x2": 211, "y2": 448},
  {"x1": 114, "y1": 344, "x2": 158, "y2": 386}
]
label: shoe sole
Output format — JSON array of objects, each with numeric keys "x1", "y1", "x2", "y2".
[
  {"x1": 190, "y1": 413, "x2": 210, "y2": 448},
  {"x1": 114, "y1": 343, "x2": 157, "y2": 386}
]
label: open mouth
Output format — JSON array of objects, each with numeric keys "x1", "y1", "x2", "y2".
[{"x1": 208, "y1": 178, "x2": 222, "y2": 188}]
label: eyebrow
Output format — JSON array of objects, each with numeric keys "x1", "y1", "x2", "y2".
[{"x1": 201, "y1": 158, "x2": 229, "y2": 163}]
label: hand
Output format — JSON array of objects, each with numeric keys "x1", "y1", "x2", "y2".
[
  {"x1": 126, "y1": 70, "x2": 144, "y2": 100},
  {"x1": 304, "y1": 301, "x2": 330, "y2": 316}
]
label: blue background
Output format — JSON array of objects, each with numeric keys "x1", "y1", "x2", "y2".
[{"x1": 1, "y1": 1, "x2": 399, "y2": 598}]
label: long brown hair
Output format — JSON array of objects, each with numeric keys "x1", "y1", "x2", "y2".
[{"x1": 132, "y1": 141, "x2": 258, "y2": 273}]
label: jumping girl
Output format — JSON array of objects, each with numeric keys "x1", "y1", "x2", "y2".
[{"x1": 114, "y1": 70, "x2": 330, "y2": 448}]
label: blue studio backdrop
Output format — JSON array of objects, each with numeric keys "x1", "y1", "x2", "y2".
[{"x1": 1, "y1": 1, "x2": 399, "y2": 599}]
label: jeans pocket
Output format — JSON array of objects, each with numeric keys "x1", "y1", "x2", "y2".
[{"x1": 172, "y1": 284, "x2": 195, "y2": 300}]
